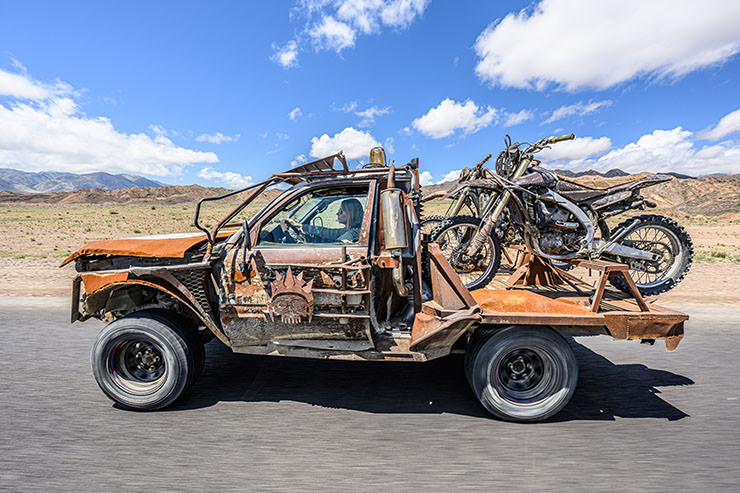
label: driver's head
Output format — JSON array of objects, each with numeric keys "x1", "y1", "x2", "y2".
[{"x1": 338, "y1": 198, "x2": 363, "y2": 228}]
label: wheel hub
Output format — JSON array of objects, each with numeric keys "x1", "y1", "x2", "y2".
[{"x1": 498, "y1": 348, "x2": 545, "y2": 393}]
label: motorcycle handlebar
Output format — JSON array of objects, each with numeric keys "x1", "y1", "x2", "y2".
[
  {"x1": 474, "y1": 153, "x2": 493, "y2": 168},
  {"x1": 548, "y1": 133, "x2": 575, "y2": 144}
]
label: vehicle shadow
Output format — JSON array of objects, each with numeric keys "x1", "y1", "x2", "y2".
[{"x1": 169, "y1": 336, "x2": 693, "y2": 421}]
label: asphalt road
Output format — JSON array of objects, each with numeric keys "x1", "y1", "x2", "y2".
[{"x1": 1, "y1": 297, "x2": 739, "y2": 492}]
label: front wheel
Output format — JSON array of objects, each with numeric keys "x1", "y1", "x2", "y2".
[
  {"x1": 465, "y1": 326, "x2": 578, "y2": 422},
  {"x1": 608, "y1": 214, "x2": 693, "y2": 296},
  {"x1": 420, "y1": 215, "x2": 446, "y2": 236},
  {"x1": 428, "y1": 215, "x2": 502, "y2": 290},
  {"x1": 91, "y1": 311, "x2": 200, "y2": 410}
]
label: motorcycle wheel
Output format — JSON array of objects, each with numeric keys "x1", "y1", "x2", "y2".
[
  {"x1": 420, "y1": 215, "x2": 446, "y2": 236},
  {"x1": 429, "y1": 215, "x2": 502, "y2": 290},
  {"x1": 608, "y1": 214, "x2": 693, "y2": 296}
]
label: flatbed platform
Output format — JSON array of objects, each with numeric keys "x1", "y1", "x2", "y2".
[{"x1": 411, "y1": 245, "x2": 688, "y2": 353}]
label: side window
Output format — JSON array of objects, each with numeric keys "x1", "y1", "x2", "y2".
[{"x1": 257, "y1": 186, "x2": 368, "y2": 246}]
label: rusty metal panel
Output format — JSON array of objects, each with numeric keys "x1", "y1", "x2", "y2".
[
  {"x1": 80, "y1": 272, "x2": 130, "y2": 294},
  {"x1": 60, "y1": 231, "x2": 234, "y2": 266},
  {"x1": 428, "y1": 242, "x2": 477, "y2": 310},
  {"x1": 474, "y1": 289, "x2": 605, "y2": 326},
  {"x1": 410, "y1": 306, "x2": 480, "y2": 351}
]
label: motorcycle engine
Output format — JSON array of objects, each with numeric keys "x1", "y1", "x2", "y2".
[{"x1": 533, "y1": 199, "x2": 584, "y2": 255}]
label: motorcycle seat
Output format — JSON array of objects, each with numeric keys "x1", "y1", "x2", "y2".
[
  {"x1": 557, "y1": 172, "x2": 655, "y2": 190},
  {"x1": 553, "y1": 172, "x2": 671, "y2": 203}
]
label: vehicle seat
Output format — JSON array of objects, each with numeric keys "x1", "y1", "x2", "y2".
[{"x1": 556, "y1": 172, "x2": 654, "y2": 190}]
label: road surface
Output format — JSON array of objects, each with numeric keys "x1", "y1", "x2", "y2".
[{"x1": 1, "y1": 297, "x2": 739, "y2": 491}]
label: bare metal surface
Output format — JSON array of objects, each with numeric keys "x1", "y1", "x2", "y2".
[{"x1": 2, "y1": 297, "x2": 738, "y2": 491}]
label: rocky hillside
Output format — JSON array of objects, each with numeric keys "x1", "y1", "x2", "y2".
[
  {"x1": 0, "y1": 184, "x2": 286, "y2": 207},
  {"x1": 642, "y1": 175, "x2": 740, "y2": 215},
  {"x1": 0, "y1": 168, "x2": 164, "y2": 193},
  {"x1": 422, "y1": 174, "x2": 739, "y2": 216}
]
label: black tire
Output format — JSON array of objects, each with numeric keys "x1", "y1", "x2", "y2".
[
  {"x1": 420, "y1": 215, "x2": 446, "y2": 236},
  {"x1": 465, "y1": 326, "x2": 578, "y2": 422},
  {"x1": 429, "y1": 215, "x2": 502, "y2": 290},
  {"x1": 607, "y1": 214, "x2": 693, "y2": 296},
  {"x1": 91, "y1": 311, "x2": 199, "y2": 410}
]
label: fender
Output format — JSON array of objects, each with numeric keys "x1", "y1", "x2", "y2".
[{"x1": 73, "y1": 268, "x2": 228, "y2": 345}]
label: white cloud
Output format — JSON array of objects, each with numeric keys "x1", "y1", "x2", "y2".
[
  {"x1": 198, "y1": 167, "x2": 253, "y2": 188},
  {"x1": 419, "y1": 170, "x2": 433, "y2": 186},
  {"x1": 412, "y1": 98, "x2": 497, "y2": 139},
  {"x1": 291, "y1": 154, "x2": 308, "y2": 167},
  {"x1": 437, "y1": 169, "x2": 462, "y2": 184},
  {"x1": 148, "y1": 124, "x2": 169, "y2": 137},
  {"x1": 309, "y1": 126, "x2": 380, "y2": 159},
  {"x1": 271, "y1": 40, "x2": 299, "y2": 68},
  {"x1": 474, "y1": 0, "x2": 740, "y2": 91},
  {"x1": 379, "y1": 0, "x2": 430, "y2": 28},
  {"x1": 0, "y1": 67, "x2": 72, "y2": 100},
  {"x1": 550, "y1": 127, "x2": 740, "y2": 175},
  {"x1": 332, "y1": 101, "x2": 358, "y2": 112},
  {"x1": 543, "y1": 100, "x2": 612, "y2": 124},
  {"x1": 699, "y1": 108, "x2": 740, "y2": 140},
  {"x1": 538, "y1": 136, "x2": 612, "y2": 162},
  {"x1": 272, "y1": 1, "x2": 429, "y2": 65},
  {"x1": 309, "y1": 16, "x2": 356, "y2": 52},
  {"x1": 195, "y1": 132, "x2": 240, "y2": 144},
  {"x1": 384, "y1": 136, "x2": 395, "y2": 154},
  {"x1": 289, "y1": 106, "x2": 303, "y2": 120},
  {"x1": 503, "y1": 109, "x2": 534, "y2": 127},
  {"x1": 0, "y1": 68, "x2": 217, "y2": 177},
  {"x1": 355, "y1": 105, "x2": 391, "y2": 126}
]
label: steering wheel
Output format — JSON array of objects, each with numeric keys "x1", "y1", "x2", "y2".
[{"x1": 282, "y1": 220, "x2": 306, "y2": 243}]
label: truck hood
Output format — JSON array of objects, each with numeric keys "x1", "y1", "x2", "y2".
[{"x1": 60, "y1": 231, "x2": 233, "y2": 266}]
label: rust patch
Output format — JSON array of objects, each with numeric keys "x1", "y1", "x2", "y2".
[
  {"x1": 60, "y1": 231, "x2": 235, "y2": 266},
  {"x1": 473, "y1": 289, "x2": 597, "y2": 317},
  {"x1": 410, "y1": 306, "x2": 481, "y2": 351},
  {"x1": 80, "y1": 272, "x2": 130, "y2": 294}
]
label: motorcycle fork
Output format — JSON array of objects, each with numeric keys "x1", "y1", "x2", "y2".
[
  {"x1": 447, "y1": 189, "x2": 470, "y2": 216},
  {"x1": 465, "y1": 158, "x2": 531, "y2": 256}
]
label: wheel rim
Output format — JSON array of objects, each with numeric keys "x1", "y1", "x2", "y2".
[
  {"x1": 493, "y1": 346, "x2": 556, "y2": 403},
  {"x1": 434, "y1": 222, "x2": 495, "y2": 288},
  {"x1": 620, "y1": 224, "x2": 683, "y2": 288},
  {"x1": 108, "y1": 337, "x2": 168, "y2": 395}
]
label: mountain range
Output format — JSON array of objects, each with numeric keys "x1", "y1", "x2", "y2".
[{"x1": 0, "y1": 168, "x2": 165, "y2": 193}]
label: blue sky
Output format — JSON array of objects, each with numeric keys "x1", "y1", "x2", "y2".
[{"x1": 1, "y1": 0, "x2": 740, "y2": 188}]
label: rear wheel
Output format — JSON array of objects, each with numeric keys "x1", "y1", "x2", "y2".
[
  {"x1": 608, "y1": 214, "x2": 693, "y2": 296},
  {"x1": 465, "y1": 326, "x2": 578, "y2": 422},
  {"x1": 429, "y1": 216, "x2": 501, "y2": 290},
  {"x1": 91, "y1": 311, "x2": 200, "y2": 410}
]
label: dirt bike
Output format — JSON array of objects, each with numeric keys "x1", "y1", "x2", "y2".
[{"x1": 427, "y1": 134, "x2": 693, "y2": 295}]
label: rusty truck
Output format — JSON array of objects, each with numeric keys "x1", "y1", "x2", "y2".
[{"x1": 63, "y1": 151, "x2": 688, "y2": 421}]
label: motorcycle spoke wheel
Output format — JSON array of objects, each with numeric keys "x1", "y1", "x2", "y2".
[
  {"x1": 429, "y1": 216, "x2": 502, "y2": 290},
  {"x1": 608, "y1": 214, "x2": 693, "y2": 296}
]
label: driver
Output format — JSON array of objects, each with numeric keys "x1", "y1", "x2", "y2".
[{"x1": 281, "y1": 198, "x2": 363, "y2": 243}]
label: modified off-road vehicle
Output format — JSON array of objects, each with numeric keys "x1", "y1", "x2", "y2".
[{"x1": 64, "y1": 150, "x2": 688, "y2": 421}]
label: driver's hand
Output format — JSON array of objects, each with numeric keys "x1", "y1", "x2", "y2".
[{"x1": 280, "y1": 218, "x2": 299, "y2": 232}]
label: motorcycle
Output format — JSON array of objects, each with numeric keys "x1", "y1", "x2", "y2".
[{"x1": 428, "y1": 134, "x2": 694, "y2": 295}]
